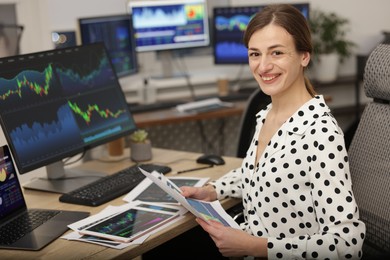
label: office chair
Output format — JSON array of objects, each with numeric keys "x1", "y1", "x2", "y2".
[
  {"x1": 226, "y1": 88, "x2": 270, "y2": 223},
  {"x1": 348, "y1": 44, "x2": 390, "y2": 258},
  {"x1": 236, "y1": 88, "x2": 271, "y2": 158}
]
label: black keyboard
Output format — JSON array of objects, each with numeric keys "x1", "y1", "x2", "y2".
[
  {"x1": 0, "y1": 209, "x2": 60, "y2": 245},
  {"x1": 59, "y1": 164, "x2": 172, "y2": 207}
]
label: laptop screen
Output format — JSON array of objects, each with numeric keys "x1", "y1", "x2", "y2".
[{"x1": 0, "y1": 145, "x2": 27, "y2": 219}]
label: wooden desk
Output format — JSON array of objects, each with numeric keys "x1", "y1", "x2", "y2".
[
  {"x1": 3, "y1": 148, "x2": 242, "y2": 260},
  {"x1": 133, "y1": 100, "x2": 248, "y2": 128}
]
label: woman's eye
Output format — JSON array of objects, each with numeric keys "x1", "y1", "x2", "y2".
[
  {"x1": 249, "y1": 52, "x2": 260, "y2": 57},
  {"x1": 272, "y1": 51, "x2": 283, "y2": 56}
]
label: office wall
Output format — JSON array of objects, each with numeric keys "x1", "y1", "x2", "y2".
[
  {"x1": 237, "y1": 0, "x2": 390, "y2": 54},
  {"x1": 3, "y1": 0, "x2": 390, "y2": 79},
  {"x1": 0, "y1": 0, "x2": 388, "y2": 78}
]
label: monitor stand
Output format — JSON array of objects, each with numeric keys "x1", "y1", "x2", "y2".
[
  {"x1": 23, "y1": 161, "x2": 106, "y2": 194},
  {"x1": 151, "y1": 50, "x2": 188, "y2": 79}
]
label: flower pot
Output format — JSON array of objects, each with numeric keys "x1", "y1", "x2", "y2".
[
  {"x1": 130, "y1": 141, "x2": 152, "y2": 162},
  {"x1": 314, "y1": 53, "x2": 339, "y2": 83}
]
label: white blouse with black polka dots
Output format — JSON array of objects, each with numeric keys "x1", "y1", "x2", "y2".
[{"x1": 211, "y1": 95, "x2": 366, "y2": 259}]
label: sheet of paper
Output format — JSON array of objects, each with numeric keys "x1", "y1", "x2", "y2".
[
  {"x1": 61, "y1": 230, "x2": 147, "y2": 249},
  {"x1": 123, "y1": 176, "x2": 209, "y2": 204},
  {"x1": 63, "y1": 201, "x2": 186, "y2": 248},
  {"x1": 138, "y1": 168, "x2": 240, "y2": 229},
  {"x1": 68, "y1": 203, "x2": 135, "y2": 232}
]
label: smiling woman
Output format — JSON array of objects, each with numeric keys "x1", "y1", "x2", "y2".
[
  {"x1": 244, "y1": 8, "x2": 314, "y2": 165},
  {"x1": 177, "y1": 4, "x2": 366, "y2": 259}
]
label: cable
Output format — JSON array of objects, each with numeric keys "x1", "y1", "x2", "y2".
[
  {"x1": 177, "y1": 164, "x2": 213, "y2": 174},
  {"x1": 172, "y1": 54, "x2": 230, "y2": 155},
  {"x1": 230, "y1": 65, "x2": 245, "y2": 90},
  {"x1": 172, "y1": 54, "x2": 196, "y2": 100},
  {"x1": 63, "y1": 151, "x2": 86, "y2": 166}
]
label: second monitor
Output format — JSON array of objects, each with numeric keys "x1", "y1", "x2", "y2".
[
  {"x1": 78, "y1": 14, "x2": 138, "y2": 78},
  {"x1": 213, "y1": 3, "x2": 310, "y2": 64},
  {"x1": 128, "y1": 0, "x2": 210, "y2": 78}
]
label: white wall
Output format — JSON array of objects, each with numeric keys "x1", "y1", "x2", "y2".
[
  {"x1": 2, "y1": 0, "x2": 390, "y2": 81},
  {"x1": 239, "y1": 0, "x2": 390, "y2": 54},
  {"x1": 3, "y1": 1, "x2": 388, "y2": 65}
]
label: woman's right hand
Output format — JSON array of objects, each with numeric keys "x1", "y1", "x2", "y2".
[{"x1": 180, "y1": 184, "x2": 217, "y2": 202}]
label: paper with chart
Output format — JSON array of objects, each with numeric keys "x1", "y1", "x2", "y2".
[
  {"x1": 123, "y1": 176, "x2": 209, "y2": 204},
  {"x1": 63, "y1": 202, "x2": 185, "y2": 248},
  {"x1": 138, "y1": 168, "x2": 240, "y2": 229}
]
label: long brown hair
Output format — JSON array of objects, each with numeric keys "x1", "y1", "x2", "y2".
[{"x1": 243, "y1": 4, "x2": 316, "y2": 97}]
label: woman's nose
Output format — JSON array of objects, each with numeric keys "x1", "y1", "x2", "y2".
[{"x1": 258, "y1": 56, "x2": 273, "y2": 73}]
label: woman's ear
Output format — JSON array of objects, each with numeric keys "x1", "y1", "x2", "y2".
[{"x1": 301, "y1": 52, "x2": 310, "y2": 67}]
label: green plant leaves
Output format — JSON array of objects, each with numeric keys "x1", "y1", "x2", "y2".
[{"x1": 310, "y1": 10, "x2": 356, "y2": 62}]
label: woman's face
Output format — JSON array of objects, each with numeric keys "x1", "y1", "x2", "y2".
[{"x1": 248, "y1": 23, "x2": 310, "y2": 97}]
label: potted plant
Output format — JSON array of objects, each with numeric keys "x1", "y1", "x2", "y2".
[
  {"x1": 309, "y1": 9, "x2": 356, "y2": 82},
  {"x1": 129, "y1": 129, "x2": 152, "y2": 162}
]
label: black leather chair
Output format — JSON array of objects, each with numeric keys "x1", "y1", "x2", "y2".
[
  {"x1": 348, "y1": 44, "x2": 390, "y2": 258},
  {"x1": 227, "y1": 88, "x2": 270, "y2": 224},
  {"x1": 236, "y1": 88, "x2": 271, "y2": 158}
]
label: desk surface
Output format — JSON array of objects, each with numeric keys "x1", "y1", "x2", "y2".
[{"x1": 3, "y1": 148, "x2": 242, "y2": 260}]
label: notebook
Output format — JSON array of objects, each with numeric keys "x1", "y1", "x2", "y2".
[{"x1": 0, "y1": 144, "x2": 89, "y2": 250}]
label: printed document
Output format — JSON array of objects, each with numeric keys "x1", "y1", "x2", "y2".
[{"x1": 138, "y1": 168, "x2": 240, "y2": 229}]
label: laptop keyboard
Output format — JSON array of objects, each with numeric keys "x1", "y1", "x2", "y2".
[{"x1": 0, "y1": 209, "x2": 60, "y2": 245}]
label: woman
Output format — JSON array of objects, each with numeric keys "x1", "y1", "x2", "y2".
[{"x1": 181, "y1": 4, "x2": 365, "y2": 259}]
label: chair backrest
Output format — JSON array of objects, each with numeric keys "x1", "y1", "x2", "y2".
[
  {"x1": 236, "y1": 88, "x2": 271, "y2": 158},
  {"x1": 348, "y1": 44, "x2": 390, "y2": 258}
]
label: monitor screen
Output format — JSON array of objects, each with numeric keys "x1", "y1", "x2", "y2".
[
  {"x1": 0, "y1": 43, "x2": 137, "y2": 178},
  {"x1": 128, "y1": 0, "x2": 210, "y2": 52},
  {"x1": 78, "y1": 14, "x2": 138, "y2": 77},
  {"x1": 213, "y1": 3, "x2": 310, "y2": 64}
]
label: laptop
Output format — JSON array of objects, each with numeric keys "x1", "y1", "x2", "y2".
[{"x1": 0, "y1": 144, "x2": 89, "y2": 250}]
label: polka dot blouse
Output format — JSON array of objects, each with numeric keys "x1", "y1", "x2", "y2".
[{"x1": 211, "y1": 95, "x2": 366, "y2": 259}]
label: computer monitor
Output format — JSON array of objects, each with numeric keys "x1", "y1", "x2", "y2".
[
  {"x1": 0, "y1": 43, "x2": 137, "y2": 193},
  {"x1": 78, "y1": 14, "x2": 138, "y2": 78},
  {"x1": 213, "y1": 3, "x2": 310, "y2": 64},
  {"x1": 128, "y1": 0, "x2": 210, "y2": 78}
]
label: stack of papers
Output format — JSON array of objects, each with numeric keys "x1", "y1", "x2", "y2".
[
  {"x1": 62, "y1": 201, "x2": 186, "y2": 249},
  {"x1": 62, "y1": 169, "x2": 239, "y2": 249}
]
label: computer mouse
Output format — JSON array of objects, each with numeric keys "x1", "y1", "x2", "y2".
[{"x1": 196, "y1": 154, "x2": 225, "y2": 165}]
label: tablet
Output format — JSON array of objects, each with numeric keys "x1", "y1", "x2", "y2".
[{"x1": 79, "y1": 206, "x2": 178, "y2": 243}]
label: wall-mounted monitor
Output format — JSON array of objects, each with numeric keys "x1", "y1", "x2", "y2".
[
  {"x1": 128, "y1": 0, "x2": 210, "y2": 52},
  {"x1": 213, "y1": 3, "x2": 310, "y2": 64},
  {"x1": 78, "y1": 14, "x2": 138, "y2": 78},
  {"x1": 0, "y1": 43, "x2": 137, "y2": 193}
]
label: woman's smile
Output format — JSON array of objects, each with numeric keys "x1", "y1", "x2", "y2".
[{"x1": 261, "y1": 73, "x2": 281, "y2": 83}]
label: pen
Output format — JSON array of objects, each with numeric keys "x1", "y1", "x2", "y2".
[{"x1": 177, "y1": 164, "x2": 214, "y2": 174}]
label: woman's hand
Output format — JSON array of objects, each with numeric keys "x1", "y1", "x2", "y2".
[
  {"x1": 196, "y1": 218, "x2": 268, "y2": 258},
  {"x1": 180, "y1": 184, "x2": 217, "y2": 202}
]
